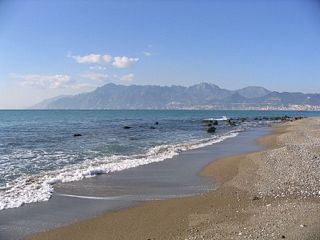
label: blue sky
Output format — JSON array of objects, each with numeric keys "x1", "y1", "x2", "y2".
[{"x1": 0, "y1": 0, "x2": 320, "y2": 108}]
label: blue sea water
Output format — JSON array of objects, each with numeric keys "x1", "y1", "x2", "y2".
[{"x1": 0, "y1": 110, "x2": 319, "y2": 210}]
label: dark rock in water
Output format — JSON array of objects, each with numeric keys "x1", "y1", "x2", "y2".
[
  {"x1": 282, "y1": 115, "x2": 294, "y2": 121},
  {"x1": 255, "y1": 116, "x2": 292, "y2": 122},
  {"x1": 207, "y1": 127, "x2": 216, "y2": 133},
  {"x1": 150, "y1": 126, "x2": 156, "y2": 129},
  {"x1": 282, "y1": 236, "x2": 286, "y2": 239},
  {"x1": 73, "y1": 134, "x2": 82, "y2": 137},
  {"x1": 202, "y1": 119, "x2": 218, "y2": 126},
  {"x1": 227, "y1": 119, "x2": 236, "y2": 126},
  {"x1": 155, "y1": 121, "x2": 159, "y2": 125},
  {"x1": 252, "y1": 196, "x2": 260, "y2": 201},
  {"x1": 123, "y1": 126, "x2": 131, "y2": 129},
  {"x1": 271, "y1": 116, "x2": 287, "y2": 121},
  {"x1": 270, "y1": 116, "x2": 280, "y2": 121}
]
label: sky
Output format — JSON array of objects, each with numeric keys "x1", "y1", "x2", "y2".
[{"x1": 0, "y1": 0, "x2": 320, "y2": 109}]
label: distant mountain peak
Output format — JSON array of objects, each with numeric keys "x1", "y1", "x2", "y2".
[
  {"x1": 193, "y1": 82, "x2": 220, "y2": 89},
  {"x1": 236, "y1": 86, "x2": 271, "y2": 99}
]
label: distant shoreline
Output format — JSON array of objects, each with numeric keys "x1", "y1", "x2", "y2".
[{"x1": 2, "y1": 108, "x2": 320, "y2": 112}]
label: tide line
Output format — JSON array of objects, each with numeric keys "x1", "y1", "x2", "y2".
[{"x1": 55, "y1": 193, "x2": 129, "y2": 200}]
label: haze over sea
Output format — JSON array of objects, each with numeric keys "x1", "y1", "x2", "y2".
[{"x1": 0, "y1": 109, "x2": 319, "y2": 210}]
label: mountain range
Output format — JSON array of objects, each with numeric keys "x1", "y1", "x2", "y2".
[{"x1": 32, "y1": 83, "x2": 320, "y2": 110}]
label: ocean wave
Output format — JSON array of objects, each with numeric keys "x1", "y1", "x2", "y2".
[
  {"x1": 0, "y1": 130, "x2": 241, "y2": 211},
  {"x1": 203, "y1": 116, "x2": 228, "y2": 121}
]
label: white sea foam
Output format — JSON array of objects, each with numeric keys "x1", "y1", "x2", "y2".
[
  {"x1": 55, "y1": 193, "x2": 126, "y2": 200},
  {"x1": 203, "y1": 116, "x2": 228, "y2": 121},
  {"x1": 0, "y1": 130, "x2": 240, "y2": 211}
]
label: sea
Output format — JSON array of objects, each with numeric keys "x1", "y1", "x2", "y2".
[{"x1": 0, "y1": 109, "x2": 319, "y2": 211}]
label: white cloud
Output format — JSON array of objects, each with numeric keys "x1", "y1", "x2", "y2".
[
  {"x1": 15, "y1": 74, "x2": 72, "y2": 89},
  {"x1": 71, "y1": 54, "x2": 101, "y2": 64},
  {"x1": 70, "y1": 53, "x2": 113, "y2": 65},
  {"x1": 102, "y1": 54, "x2": 113, "y2": 64},
  {"x1": 112, "y1": 56, "x2": 139, "y2": 68},
  {"x1": 143, "y1": 51, "x2": 152, "y2": 57},
  {"x1": 121, "y1": 73, "x2": 134, "y2": 82},
  {"x1": 70, "y1": 53, "x2": 139, "y2": 68},
  {"x1": 13, "y1": 73, "x2": 90, "y2": 90},
  {"x1": 81, "y1": 71, "x2": 109, "y2": 81}
]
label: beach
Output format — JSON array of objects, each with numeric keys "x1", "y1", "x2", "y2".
[
  {"x1": 25, "y1": 117, "x2": 320, "y2": 240},
  {"x1": 2, "y1": 0, "x2": 320, "y2": 239}
]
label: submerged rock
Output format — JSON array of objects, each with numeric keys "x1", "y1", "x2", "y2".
[
  {"x1": 202, "y1": 119, "x2": 218, "y2": 126},
  {"x1": 240, "y1": 117, "x2": 247, "y2": 122},
  {"x1": 295, "y1": 116, "x2": 303, "y2": 120},
  {"x1": 207, "y1": 127, "x2": 216, "y2": 133},
  {"x1": 227, "y1": 119, "x2": 237, "y2": 126}
]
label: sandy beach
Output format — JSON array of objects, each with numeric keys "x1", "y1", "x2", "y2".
[{"x1": 26, "y1": 118, "x2": 320, "y2": 240}]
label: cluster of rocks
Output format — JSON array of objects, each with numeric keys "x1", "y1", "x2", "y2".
[
  {"x1": 73, "y1": 116, "x2": 305, "y2": 137},
  {"x1": 254, "y1": 116, "x2": 303, "y2": 122},
  {"x1": 202, "y1": 116, "x2": 305, "y2": 134}
]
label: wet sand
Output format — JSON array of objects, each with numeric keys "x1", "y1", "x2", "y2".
[{"x1": 26, "y1": 118, "x2": 320, "y2": 240}]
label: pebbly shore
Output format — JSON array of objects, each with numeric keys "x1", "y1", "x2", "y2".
[{"x1": 187, "y1": 117, "x2": 320, "y2": 240}]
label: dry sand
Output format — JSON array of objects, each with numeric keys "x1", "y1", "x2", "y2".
[{"x1": 27, "y1": 118, "x2": 320, "y2": 240}]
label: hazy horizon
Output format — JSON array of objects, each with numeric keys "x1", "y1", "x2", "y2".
[
  {"x1": 1, "y1": 0, "x2": 320, "y2": 108},
  {"x1": 4, "y1": 81, "x2": 320, "y2": 110}
]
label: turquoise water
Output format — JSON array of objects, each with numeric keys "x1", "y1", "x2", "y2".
[{"x1": 0, "y1": 110, "x2": 319, "y2": 210}]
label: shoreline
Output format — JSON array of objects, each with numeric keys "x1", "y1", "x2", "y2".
[
  {"x1": 26, "y1": 118, "x2": 320, "y2": 240},
  {"x1": 0, "y1": 126, "x2": 267, "y2": 240}
]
